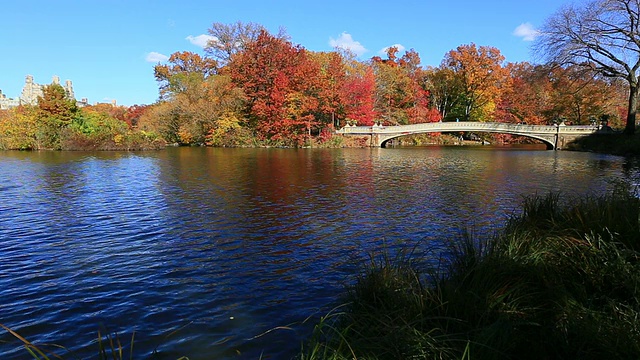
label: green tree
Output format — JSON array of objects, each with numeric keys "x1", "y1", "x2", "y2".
[
  {"x1": 154, "y1": 51, "x2": 217, "y2": 100},
  {"x1": 425, "y1": 66, "x2": 463, "y2": 121}
]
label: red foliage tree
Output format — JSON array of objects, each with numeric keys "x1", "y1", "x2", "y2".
[
  {"x1": 495, "y1": 62, "x2": 549, "y2": 124},
  {"x1": 341, "y1": 67, "x2": 376, "y2": 126},
  {"x1": 372, "y1": 47, "x2": 434, "y2": 125},
  {"x1": 225, "y1": 30, "x2": 324, "y2": 145},
  {"x1": 124, "y1": 104, "x2": 150, "y2": 128}
]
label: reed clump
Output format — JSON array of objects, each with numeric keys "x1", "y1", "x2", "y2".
[
  {"x1": 0, "y1": 323, "x2": 189, "y2": 360},
  {"x1": 300, "y1": 183, "x2": 640, "y2": 360}
]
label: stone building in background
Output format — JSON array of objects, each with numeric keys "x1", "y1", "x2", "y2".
[
  {"x1": 0, "y1": 90, "x2": 20, "y2": 110},
  {"x1": 20, "y1": 75, "x2": 75, "y2": 105},
  {"x1": 0, "y1": 75, "x2": 76, "y2": 109}
]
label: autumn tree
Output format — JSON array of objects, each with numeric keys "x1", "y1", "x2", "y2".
[
  {"x1": 154, "y1": 51, "x2": 217, "y2": 100},
  {"x1": 398, "y1": 49, "x2": 438, "y2": 123},
  {"x1": 177, "y1": 75, "x2": 247, "y2": 144},
  {"x1": 0, "y1": 106, "x2": 39, "y2": 150},
  {"x1": 144, "y1": 74, "x2": 246, "y2": 145},
  {"x1": 136, "y1": 102, "x2": 179, "y2": 143},
  {"x1": 443, "y1": 43, "x2": 509, "y2": 121},
  {"x1": 372, "y1": 47, "x2": 434, "y2": 125},
  {"x1": 38, "y1": 83, "x2": 78, "y2": 125},
  {"x1": 342, "y1": 65, "x2": 377, "y2": 126},
  {"x1": 225, "y1": 30, "x2": 324, "y2": 146},
  {"x1": 36, "y1": 83, "x2": 78, "y2": 148},
  {"x1": 535, "y1": 0, "x2": 640, "y2": 134},
  {"x1": 123, "y1": 104, "x2": 150, "y2": 128},
  {"x1": 83, "y1": 103, "x2": 128, "y2": 123},
  {"x1": 313, "y1": 49, "x2": 376, "y2": 127},
  {"x1": 546, "y1": 65, "x2": 622, "y2": 124},
  {"x1": 309, "y1": 51, "x2": 380, "y2": 128},
  {"x1": 425, "y1": 66, "x2": 463, "y2": 121},
  {"x1": 149, "y1": 48, "x2": 249, "y2": 145},
  {"x1": 372, "y1": 47, "x2": 411, "y2": 124},
  {"x1": 205, "y1": 22, "x2": 265, "y2": 66},
  {"x1": 495, "y1": 62, "x2": 552, "y2": 124},
  {"x1": 310, "y1": 51, "x2": 347, "y2": 128}
]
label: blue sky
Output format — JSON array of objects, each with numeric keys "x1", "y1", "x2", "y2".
[{"x1": 0, "y1": 0, "x2": 566, "y2": 106}]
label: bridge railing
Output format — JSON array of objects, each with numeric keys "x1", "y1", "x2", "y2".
[{"x1": 336, "y1": 122, "x2": 600, "y2": 135}]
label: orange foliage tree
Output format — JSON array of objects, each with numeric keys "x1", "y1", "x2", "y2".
[
  {"x1": 311, "y1": 51, "x2": 347, "y2": 128},
  {"x1": 495, "y1": 62, "x2": 551, "y2": 124},
  {"x1": 443, "y1": 43, "x2": 509, "y2": 121},
  {"x1": 544, "y1": 65, "x2": 622, "y2": 125}
]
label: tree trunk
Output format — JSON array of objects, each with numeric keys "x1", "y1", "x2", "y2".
[{"x1": 625, "y1": 83, "x2": 638, "y2": 135}]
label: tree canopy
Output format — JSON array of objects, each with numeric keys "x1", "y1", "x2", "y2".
[
  {"x1": 4, "y1": 18, "x2": 631, "y2": 150},
  {"x1": 535, "y1": 0, "x2": 640, "y2": 134}
]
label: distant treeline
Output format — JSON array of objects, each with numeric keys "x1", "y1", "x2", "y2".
[{"x1": 0, "y1": 21, "x2": 630, "y2": 149}]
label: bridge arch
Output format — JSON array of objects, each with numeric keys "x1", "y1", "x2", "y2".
[
  {"x1": 336, "y1": 122, "x2": 600, "y2": 150},
  {"x1": 378, "y1": 129, "x2": 555, "y2": 149}
]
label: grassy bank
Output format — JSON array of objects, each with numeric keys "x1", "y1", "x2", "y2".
[{"x1": 300, "y1": 183, "x2": 640, "y2": 360}]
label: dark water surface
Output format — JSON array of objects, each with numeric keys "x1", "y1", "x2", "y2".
[{"x1": 1, "y1": 146, "x2": 638, "y2": 359}]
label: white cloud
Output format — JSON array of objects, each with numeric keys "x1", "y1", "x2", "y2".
[
  {"x1": 186, "y1": 34, "x2": 218, "y2": 48},
  {"x1": 329, "y1": 32, "x2": 368, "y2": 56},
  {"x1": 379, "y1": 43, "x2": 406, "y2": 56},
  {"x1": 513, "y1": 23, "x2": 540, "y2": 41},
  {"x1": 145, "y1": 52, "x2": 169, "y2": 63}
]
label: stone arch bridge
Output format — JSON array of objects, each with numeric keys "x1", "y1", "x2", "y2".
[{"x1": 336, "y1": 121, "x2": 602, "y2": 150}]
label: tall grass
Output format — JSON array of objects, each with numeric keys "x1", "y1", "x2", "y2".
[
  {"x1": 300, "y1": 183, "x2": 640, "y2": 359},
  {"x1": 0, "y1": 323, "x2": 189, "y2": 360}
]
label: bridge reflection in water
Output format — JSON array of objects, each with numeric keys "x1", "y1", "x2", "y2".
[{"x1": 336, "y1": 121, "x2": 603, "y2": 149}]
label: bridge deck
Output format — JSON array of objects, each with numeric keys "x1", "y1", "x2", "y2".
[
  {"x1": 336, "y1": 121, "x2": 602, "y2": 149},
  {"x1": 337, "y1": 121, "x2": 598, "y2": 135}
]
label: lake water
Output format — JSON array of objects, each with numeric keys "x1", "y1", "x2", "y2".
[{"x1": 1, "y1": 146, "x2": 638, "y2": 359}]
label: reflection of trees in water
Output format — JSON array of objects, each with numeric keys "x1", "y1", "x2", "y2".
[
  {"x1": 622, "y1": 157, "x2": 640, "y2": 189},
  {"x1": 5, "y1": 147, "x2": 639, "y2": 359}
]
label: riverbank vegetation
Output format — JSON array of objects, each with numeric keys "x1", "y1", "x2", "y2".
[
  {"x1": 300, "y1": 182, "x2": 640, "y2": 359},
  {"x1": 0, "y1": 85, "x2": 164, "y2": 151},
  {"x1": 3, "y1": 4, "x2": 638, "y2": 150},
  {"x1": 136, "y1": 22, "x2": 629, "y2": 148},
  {"x1": 1, "y1": 327, "x2": 192, "y2": 360},
  {"x1": 567, "y1": 132, "x2": 640, "y2": 156}
]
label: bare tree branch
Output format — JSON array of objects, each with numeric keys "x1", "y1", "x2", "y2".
[{"x1": 534, "y1": 0, "x2": 640, "y2": 134}]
